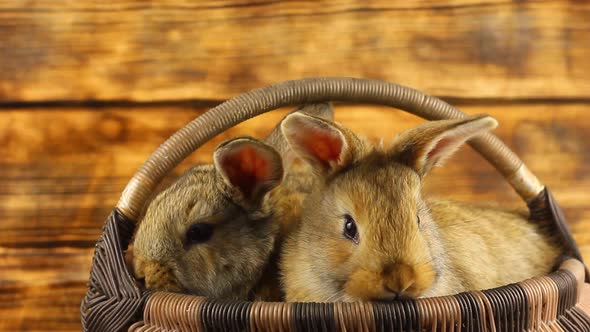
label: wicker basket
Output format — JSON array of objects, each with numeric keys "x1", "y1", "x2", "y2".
[{"x1": 80, "y1": 78, "x2": 590, "y2": 331}]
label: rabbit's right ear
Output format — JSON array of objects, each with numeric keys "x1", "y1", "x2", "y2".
[
  {"x1": 214, "y1": 137, "x2": 284, "y2": 209},
  {"x1": 265, "y1": 103, "x2": 335, "y2": 168},
  {"x1": 281, "y1": 113, "x2": 356, "y2": 177}
]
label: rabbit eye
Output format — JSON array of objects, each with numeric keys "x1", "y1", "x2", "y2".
[
  {"x1": 343, "y1": 214, "x2": 359, "y2": 244},
  {"x1": 417, "y1": 215, "x2": 421, "y2": 225},
  {"x1": 186, "y1": 223, "x2": 214, "y2": 245}
]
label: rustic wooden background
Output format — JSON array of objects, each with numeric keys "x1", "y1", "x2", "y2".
[{"x1": 1, "y1": 0, "x2": 589, "y2": 330}]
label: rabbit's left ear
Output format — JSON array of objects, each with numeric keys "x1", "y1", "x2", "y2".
[
  {"x1": 214, "y1": 137, "x2": 284, "y2": 207},
  {"x1": 391, "y1": 115, "x2": 498, "y2": 176}
]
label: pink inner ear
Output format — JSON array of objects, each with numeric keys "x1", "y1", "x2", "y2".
[
  {"x1": 427, "y1": 137, "x2": 454, "y2": 162},
  {"x1": 298, "y1": 128, "x2": 343, "y2": 169},
  {"x1": 220, "y1": 146, "x2": 270, "y2": 198}
]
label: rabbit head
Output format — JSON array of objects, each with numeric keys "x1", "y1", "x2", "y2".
[
  {"x1": 131, "y1": 137, "x2": 283, "y2": 300},
  {"x1": 280, "y1": 113, "x2": 498, "y2": 302}
]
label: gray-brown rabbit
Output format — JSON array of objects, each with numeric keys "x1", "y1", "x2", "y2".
[
  {"x1": 128, "y1": 104, "x2": 332, "y2": 301},
  {"x1": 279, "y1": 113, "x2": 563, "y2": 302}
]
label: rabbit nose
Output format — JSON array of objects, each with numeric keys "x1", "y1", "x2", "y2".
[
  {"x1": 370, "y1": 287, "x2": 414, "y2": 302},
  {"x1": 370, "y1": 290, "x2": 399, "y2": 302},
  {"x1": 385, "y1": 282, "x2": 415, "y2": 298},
  {"x1": 383, "y1": 263, "x2": 418, "y2": 296}
]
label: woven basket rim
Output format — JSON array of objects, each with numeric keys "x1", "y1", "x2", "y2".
[{"x1": 146, "y1": 260, "x2": 585, "y2": 304}]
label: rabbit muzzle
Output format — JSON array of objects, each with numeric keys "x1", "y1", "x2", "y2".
[
  {"x1": 133, "y1": 255, "x2": 183, "y2": 293},
  {"x1": 344, "y1": 262, "x2": 435, "y2": 301}
]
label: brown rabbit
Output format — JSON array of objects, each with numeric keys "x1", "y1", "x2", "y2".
[
  {"x1": 128, "y1": 104, "x2": 333, "y2": 300},
  {"x1": 280, "y1": 113, "x2": 563, "y2": 302}
]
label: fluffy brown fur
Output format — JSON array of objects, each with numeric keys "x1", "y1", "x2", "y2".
[
  {"x1": 280, "y1": 114, "x2": 562, "y2": 302},
  {"x1": 129, "y1": 104, "x2": 333, "y2": 300}
]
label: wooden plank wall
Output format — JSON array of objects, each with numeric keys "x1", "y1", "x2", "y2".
[{"x1": 0, "y1": 1, "x2": 589, "y2": 330}]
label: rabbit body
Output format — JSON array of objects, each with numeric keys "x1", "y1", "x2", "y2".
[
  {"x1": 130, "y1": 104, "x2": 332, "y2": 301},
  {"x1": 423, "y1": 199, "x2": 561, "y2": 297},
  {"x1": 279, "y1": 113, "x2": 562, "y2": 302}
]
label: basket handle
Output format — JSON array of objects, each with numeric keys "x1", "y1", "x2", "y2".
[{"x1": 117, "y1": 77, "x2": 543, "y2": 221}]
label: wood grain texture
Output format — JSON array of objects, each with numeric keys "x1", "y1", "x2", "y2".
[
  {"x1": 0, "y1": 0, "x2": 589, "y2": 102},
  {"x1": 0, "y1": 246, "x2": 91, "y2": 331},
  {"x1": 2, "y1": 102, "x2": 590, "y2": 330}
]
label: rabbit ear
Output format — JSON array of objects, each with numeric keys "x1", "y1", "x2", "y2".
[
  {"x1": 281, "y1": 113, "x2": 355, "y2": 177},
  {"x1": 214, "y1": 137, "x2": 284, "y2": 207},
  {"x1": 392, "y1": 115, "x2": 498, "y2": 176},
  {"x1": 265, "y1": 103, "x2": 335, "y2": 169}
]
